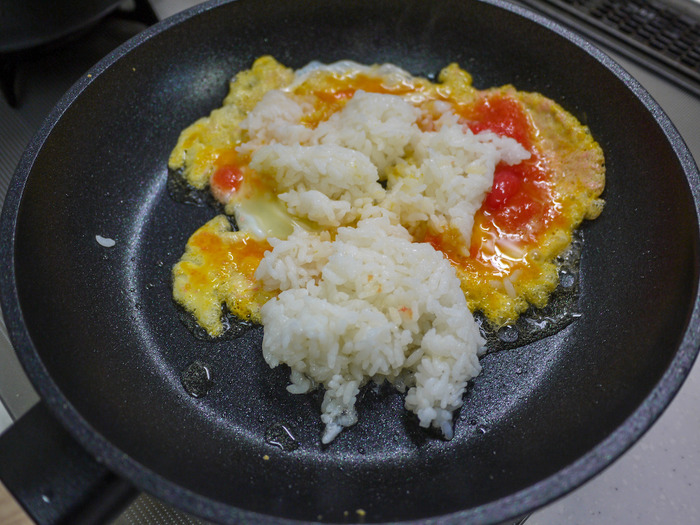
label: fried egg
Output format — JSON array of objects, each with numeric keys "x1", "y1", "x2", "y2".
[{"x1": 170, "y1": 56, "x2": 604, "y2": 336}]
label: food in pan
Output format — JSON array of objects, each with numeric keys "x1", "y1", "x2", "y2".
[{"x1": 170, "y1": 56, "x2": 605, "y2": 443}]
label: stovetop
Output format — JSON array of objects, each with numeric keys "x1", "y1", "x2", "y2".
[{"x1": 0, "y1": 1, "x2": 699, "y2": 524}]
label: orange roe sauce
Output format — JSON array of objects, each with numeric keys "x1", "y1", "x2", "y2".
[
  {"x1": 294, "y1": 73, "x2": 428, "y2": 127},
  {"x1": 182, "y1": 228, "x2": 270, "y2": 294}
]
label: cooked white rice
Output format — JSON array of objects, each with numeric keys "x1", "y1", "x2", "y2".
[
  {"x1": 256, "y1": 217, "x2": 484, "y2": 443},
  {"x1": 312, "y1": 90, "x2": 421, "y2": 175},
  {"x1": 250, "y1": 143, "x2": 383, "y2": 227},
  {"x1": 384, "y1": 112, "x2": 529, "y2": 247},
  {"x1": 241, "y1": 62, "x2": 530, "y2": 442}
]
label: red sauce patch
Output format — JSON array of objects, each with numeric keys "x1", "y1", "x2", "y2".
[
  {"x1": 464, "y1": 94, "x2": 533, "y2": 148},
  {"x1": 484, "y1": 164, "x2": 521, "y2": 209},
  {"x1": 426, "y1": 94, "x2": 564, "y2": 279},
  {"x1": 480, "y1": 158, "x2": 556, "y2": 239},
  {"x1": 211, "y1": 165, "x2": 244, "y2": 194},
  {"x1": 210, "y1": 149, "x2": 251, "y2": 203}
]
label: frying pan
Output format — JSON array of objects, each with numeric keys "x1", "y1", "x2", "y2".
[{"x1": 1, "y1": 0, "x2": 699, "y2": 523}]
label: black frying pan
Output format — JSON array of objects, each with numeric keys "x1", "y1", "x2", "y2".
[{"x1": 1, "y1": 0, "x2": 699, "y2": 523}]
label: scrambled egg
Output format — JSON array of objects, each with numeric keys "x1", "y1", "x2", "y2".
[
  {"x1": 172, "y1": 215, "x2": 274, "y2": 336},
  {"x1": 170, "y1": 56, "x2": 604, "y2": 336}
]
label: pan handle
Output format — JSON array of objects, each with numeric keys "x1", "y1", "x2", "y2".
[{"x1": 0, "y1": 401, "x2": 138, "y2": 524}]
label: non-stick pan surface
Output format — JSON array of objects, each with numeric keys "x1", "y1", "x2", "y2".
[{"x1": 1, "y1": 0, "x2": 699, "y2": 523}]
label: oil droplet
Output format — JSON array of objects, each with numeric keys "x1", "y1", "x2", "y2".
[
  {"x1": 497, "y1": 325, "x2": 519, "y2": 343},
  {"x1": 265, "y1": 423, "x2": 299, "y2": 452},
  {"x1": 478, "y1": 230, "x2": 585, "y2": 354},
  {"x1": 175, "y1": 302, "x2": 255, "y2": 341},
  {"x1": 559, "y1": 269, "x2": 576, "y2": 289},
  {"x1": 181, "y1": 361, "x2": 213, "y2": 398}
]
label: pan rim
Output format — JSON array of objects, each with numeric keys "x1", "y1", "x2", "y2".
[{"x1": 1, "y1": 0, "x2": 699, "y2": 523}]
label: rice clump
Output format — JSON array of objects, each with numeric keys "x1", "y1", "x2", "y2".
[
  {"x1": 243, "y1": 63, "x2": 530, "y2": 443},
  {"x1": 256, "y1": 217, "x2": 484, "y2": 443}
]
